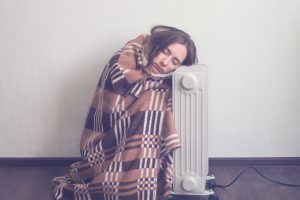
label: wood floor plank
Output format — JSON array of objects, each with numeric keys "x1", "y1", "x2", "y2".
[{"x1": 0, "y1": 166, "x2": 67, "y2": 200}]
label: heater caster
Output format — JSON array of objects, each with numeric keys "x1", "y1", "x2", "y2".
[{"x1": 208, "y1": 194, "x2": 219, "y2": 200}]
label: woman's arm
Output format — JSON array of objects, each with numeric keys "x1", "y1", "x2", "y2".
[{"x1": 107, "y1": 34, "x2": 148, "y2": 96}]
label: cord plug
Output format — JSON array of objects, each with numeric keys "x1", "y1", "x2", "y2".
[{"x1": 206, "y1": 178, "x2": 217, "y2": 189}]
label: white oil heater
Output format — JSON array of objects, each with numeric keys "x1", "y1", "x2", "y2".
[{"x1": 172, "y1": 64, "x2": 217, "y2": 200}]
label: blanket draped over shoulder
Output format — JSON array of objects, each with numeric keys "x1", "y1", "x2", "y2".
[{"x1": 52, "y1": 34, "x2": 181, "y2": 200}]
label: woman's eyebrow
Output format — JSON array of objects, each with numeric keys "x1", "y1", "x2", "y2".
[{"x1": 164, "y1": 47, "x2": 171, "y2": 53}]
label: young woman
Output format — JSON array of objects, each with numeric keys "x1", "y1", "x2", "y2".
[{"x1": 53, "y1": 25, "x2": 197, "y2": 200}]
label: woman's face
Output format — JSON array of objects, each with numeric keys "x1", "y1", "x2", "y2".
[{"x1": 150, "y1": 43, "x2": 187, "y2": 74}]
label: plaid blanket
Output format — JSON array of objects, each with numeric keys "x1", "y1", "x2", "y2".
[{"x1": 52, "y1": 34, "x2": 181, "y2": 200}]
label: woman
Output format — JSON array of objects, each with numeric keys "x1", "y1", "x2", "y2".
[{"x1": 53, "y1": 25, "x2": 197, "y2": 200}]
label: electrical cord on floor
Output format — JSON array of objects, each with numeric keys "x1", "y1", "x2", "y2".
[{"x1": 208, "y1": 166, "x2": 300, "y2": 188}]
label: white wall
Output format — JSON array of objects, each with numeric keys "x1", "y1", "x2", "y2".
[{"x1": 0, "y1": 0, "x2": 299, "y2": 157}]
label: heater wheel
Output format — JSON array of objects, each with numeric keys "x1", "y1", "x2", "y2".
[{"x1": 208, "y1": 194, "x2": 219, "y2": 200}]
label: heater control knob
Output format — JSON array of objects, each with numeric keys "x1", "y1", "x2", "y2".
[
  {"x1": 180, "y1": 74, "x2": 197, "y2": 90},
  {"x1": 181, "y1": 176, "x2": 197, "y2": 191}
]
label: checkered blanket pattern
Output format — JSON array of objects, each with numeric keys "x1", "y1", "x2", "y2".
[{"x1": 52, "y1": 35, "x2": 181, "y2": 200}]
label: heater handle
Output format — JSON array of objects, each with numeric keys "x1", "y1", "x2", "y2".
[
  {"x1": 181, "y1": 176, "x2": 197, "y2": 191},
  {"x1": 180, "y1": 74, "x2": 197, "y2": 90}
]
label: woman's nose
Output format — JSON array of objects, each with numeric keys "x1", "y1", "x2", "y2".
[{"x1": 160, "y1": 57, "x2": 170, "y2": 66}]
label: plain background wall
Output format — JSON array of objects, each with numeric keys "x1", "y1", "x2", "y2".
[{"x1": 0, "y1": 0, "x2": 299, "y2": 157}]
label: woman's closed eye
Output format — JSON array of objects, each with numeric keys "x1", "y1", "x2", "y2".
[{"x1": 172, "y1": 58, "x2": 180, "y2": 66}]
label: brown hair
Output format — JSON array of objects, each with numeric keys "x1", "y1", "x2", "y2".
[{"x1": 145, "y1": 25, "x2": 198, "y2": 66}]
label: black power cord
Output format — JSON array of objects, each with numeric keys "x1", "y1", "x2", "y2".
[{"x1": 207, "y1": 166, "x2": 300, "y2": 188}]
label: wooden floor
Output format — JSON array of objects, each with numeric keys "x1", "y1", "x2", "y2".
[
  {"x1": 0, "y1": 165, "x2": 299, "y2": 200},
  {"x1": 209, "y1": 166, "x2": 300, "y2": 200}
]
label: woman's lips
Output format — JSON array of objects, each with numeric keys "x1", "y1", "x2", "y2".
[{"x1": 153, "y1": 63, "x2": 164, "y2": 74}]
